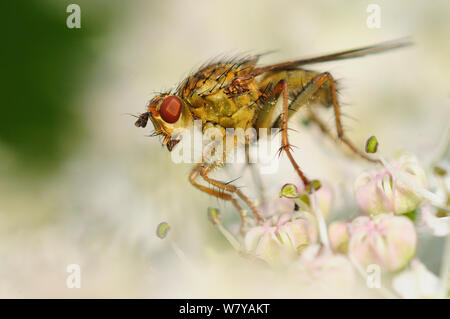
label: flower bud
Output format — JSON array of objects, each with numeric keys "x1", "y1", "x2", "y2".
[
  {"x1": 292, "y1": 244, "x2": 356, "y2": 285},
  {"x1": 348, "y1": 214, "x2": 417, "y2": 272},
  {"x1": 315, "y1": 183, "x2": 334, "y2": 220},
  {"x1": 354, "y1": 155, "x2": 427, "y2": 215},
  {"x1": 328, "y1": 221, "x2": 350, "y2": 254},
  {"x1": 244, "y1": 212, "x2": 317, "y2": 266},
  {"x1": 277, "y1": 212, "x2": 317, "y2": 254}
]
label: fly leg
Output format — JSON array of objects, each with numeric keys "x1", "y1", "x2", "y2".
[
  {"x1": 306, "y1": 108, "x2": 365, "y2": 160},
  {"x1": 311, "y1": 72, "x2": 380, "y2": 163},
  {"x1": 271, "y1": 72, "x2": 379, "y2": 164},
  {"x1": 305, "y1": 108, "x2": 342, "y2": 145},
  {"x1": 276, "y1": 79, "x2": 312, "y2": 186},
  {"x1": 189, "y1": 163, "x2": 248, "y2": 229},
  {"x1": 198, "y1": 165, "x2": 264, "y2": 225}
]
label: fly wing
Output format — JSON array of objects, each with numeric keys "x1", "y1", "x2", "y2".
[{"x1": 252, "y1": 38, "x2": 412, "y2": 76}]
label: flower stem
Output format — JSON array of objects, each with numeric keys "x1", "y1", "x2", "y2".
[
  {"x1": 170, "y1": 241, "x2": 189, "y2": 264},
  {"x1": 309, "y1": 191, "x2": 330, "y2": 249},
  {"x1": 216, "y1": 223, "x2": 242, "y2": 251}
]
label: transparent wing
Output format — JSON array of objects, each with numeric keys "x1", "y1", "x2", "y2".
[{"x1": 252, "y1": 38, "x2": 412, "y2": 76}]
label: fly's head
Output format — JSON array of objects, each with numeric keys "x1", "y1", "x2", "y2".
[{"x1": 135, "y1": 94, "x2": 194, "y2": 151}]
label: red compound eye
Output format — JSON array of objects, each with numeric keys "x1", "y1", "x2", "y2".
[{"x1": 159, "y1": 96, "x2": 182, "y2": 123}]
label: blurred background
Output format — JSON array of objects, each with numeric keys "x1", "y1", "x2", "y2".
[{"x1": 0, "y1": 0, "x2": 448, "y2": 298}]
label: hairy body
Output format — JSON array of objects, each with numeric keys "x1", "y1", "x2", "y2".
[{"x1": 135, "y1": 39, "x2": 411, "y2": 230}]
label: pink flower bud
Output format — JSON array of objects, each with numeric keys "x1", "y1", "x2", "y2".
[
  {"x1": 354, "y1": 155, "x2": 427, "y2": 215},
  {"x1": 328, "y1": 221, "x2": 350, "y2": 254},
  {"x1": 314, "y1": 183, "x2": 334, "y2": 220},
  {"x1": 348, "y1": 214, "x2": 417, "y2": 272}
]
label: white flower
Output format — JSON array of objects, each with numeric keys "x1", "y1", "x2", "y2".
[
  {"x1": 291, "y1": 244, "x2": 356, "y2": 284},
  {"x1": 420, "y1": 204, "x2": 449, "y2": 237},
  {"x1": 392, "y1": 259, "x2": 441, "y2": 298},
  {"x1": 328, "y1": 221, "x2": 350, "y2": 254}
]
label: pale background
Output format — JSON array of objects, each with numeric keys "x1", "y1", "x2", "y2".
[{"x1": 0, "y1": 0, "x2": 448, "y2": 298}]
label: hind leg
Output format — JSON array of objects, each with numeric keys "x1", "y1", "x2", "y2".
[
  {"x1": 264, "y1": 70, "x2": 379, "y2": 164},
  {"x1": 310, "y1": 72, "x2": 380, "y2": 163},
  {"x1": 272, "y1": 72, "x2": 379, "y2": 189}
]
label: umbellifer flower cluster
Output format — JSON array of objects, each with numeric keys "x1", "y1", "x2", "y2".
[{"x1": 206, "y1": 137, "x2": 449, "y2": 299}]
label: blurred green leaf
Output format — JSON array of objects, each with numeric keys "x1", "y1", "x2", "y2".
[{"x1": 0, "y1": 1, "x2": 115, "y2": 176}]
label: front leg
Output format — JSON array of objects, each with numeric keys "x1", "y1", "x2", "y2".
[
  {"x1": 189, "y1": 163, "x2": 248, "y2": 230},
  {"x1": 198, "y1": 165, "x2": 263, "y2": 223}
]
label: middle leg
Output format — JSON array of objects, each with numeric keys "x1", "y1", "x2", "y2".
[{"x1": 276, "y1": 79, "x2": 312, "y2": 186}]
